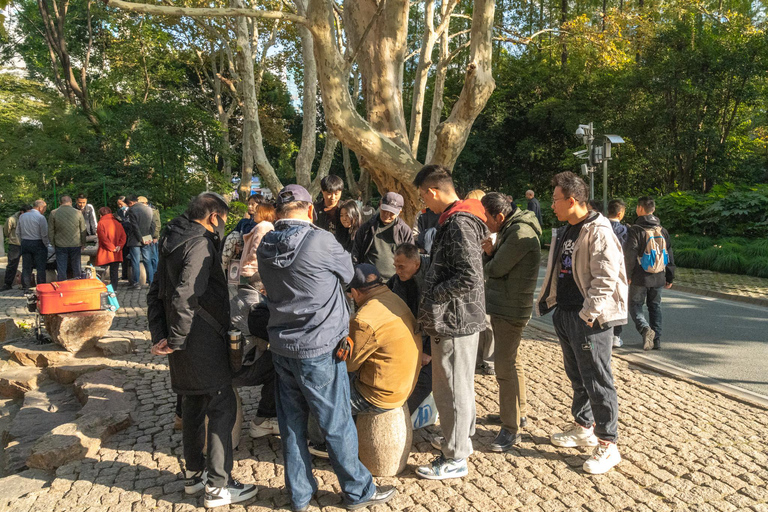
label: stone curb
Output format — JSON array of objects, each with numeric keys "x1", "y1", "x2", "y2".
[
  {"x1": 527, "y1": 321, "x2": 768, "y2": 412},
  {"x1": 671, "y1": 284, "x2": 768, "y2": 308}
]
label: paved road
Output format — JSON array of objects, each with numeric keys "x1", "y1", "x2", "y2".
[{"x1": 530, "y1": 268, "x2": 768, "y2": 397}]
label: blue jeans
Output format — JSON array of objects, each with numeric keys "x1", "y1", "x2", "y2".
[
  {"x1": 55, "y1": 246, "x2": 82, "y2": 281},
  {"x1": 553, "y1": 308, "x2": 618, "y2": 443},
  {"x1": 128, "y1": 245, "x2": 154, "y2": 285},
  {"x1": 273, "y1": 352, "x2": 375, "y2": 510},
  {"x1": 149, "y1": 242, "x2": 159, "y2": 278},
  {"x1": 629, "y1": 285, "x2": 663, "y2": 341},
  {"x1": 20, "y1": 240, "x2": 47, "y2": 288}
]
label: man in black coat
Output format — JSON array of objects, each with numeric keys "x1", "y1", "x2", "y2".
[
  {"x1": 525, "y1": 190, "x2": 543, "y2": 228},
  {"x1": 147, "y1": 192, "x2": 257, "y2": 508},
  {"x1": 125, "y1": 195, "x2": 157, "y2": 288}
]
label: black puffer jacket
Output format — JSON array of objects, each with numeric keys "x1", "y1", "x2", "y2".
[
  {"x1": 147, "y1": 214, "x2": 231, "y2": 395},
  {"x1": 419, "y1": 201, "x2": 488, "y2": 337}
]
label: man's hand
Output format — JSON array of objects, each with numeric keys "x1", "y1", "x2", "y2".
[
  {"x1": 420, "y1": 353, "x2": 432, "y2": 366},
  {"x1": 627, "y1": 279, "x2": 632, "y2": 285},
  {"x1": 665, "y1": 282, "x2": 673, "y2": 289},
  {"x1": 586, "y1": 320, "x2": 594, "y2": 328},
  {"x1": 481, "y1": 237, "x2": 494, "y2": 256},
  {"x1": 151, "y1": 339, "x2": 174, "y2": 355}
]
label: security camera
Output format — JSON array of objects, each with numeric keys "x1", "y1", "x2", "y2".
[{"x1": 574, "y1": 126, "x2": 585, "y2": 138}]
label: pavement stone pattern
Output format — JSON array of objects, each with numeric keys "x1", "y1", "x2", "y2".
[
  {"x1": 1, "y1": 286, "x2": 768, "y2": 512},
  {"x1": 673, "y1": 268, "x2": 768, "y2": 303}
]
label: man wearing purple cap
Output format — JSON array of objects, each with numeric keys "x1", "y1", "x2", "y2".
[
  {"x1": 257, "y1": 185, "x2": 396, "y2": 512},
  {"x1": 352, "y1": 191, "x2": 414, "y2": 280}
]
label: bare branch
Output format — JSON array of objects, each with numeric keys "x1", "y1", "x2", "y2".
[{"x1": 102, "y1": 0, "x2": 310, "y2": 25}]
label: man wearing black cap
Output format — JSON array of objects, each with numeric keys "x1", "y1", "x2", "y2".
[
  {"x1": 257, "y1": 185, "x2": 395, "y2": 512},
  {"x1": 352, "y1": 191, "x2": 414, "y2": 280}
]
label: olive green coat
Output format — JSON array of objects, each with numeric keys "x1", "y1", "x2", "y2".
[{"x1": 483, "y1": 208, "x2": 542, "y2": 322}]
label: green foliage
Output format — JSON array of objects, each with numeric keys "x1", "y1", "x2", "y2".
[
  {"x1": 672, "y1": 234, "x2": 768, "y2": 277},
  {"x1": 226, "y1": 202, "x2": 248, "y2": 233}
]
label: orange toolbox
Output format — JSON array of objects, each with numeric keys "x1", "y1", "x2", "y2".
[{"x1": 35, "y1": 279, "x2": 110, "y2": 315}]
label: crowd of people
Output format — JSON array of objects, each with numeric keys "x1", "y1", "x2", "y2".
[
  {"x1": 139, "y1": 166, "x2": 676, "y2": 510},
  {"x1": 2, "y1": 193, "x2": 161, "y2": 291},
  {"x1": 1, "y1": 169, "x2": 676, "y2": 510}
]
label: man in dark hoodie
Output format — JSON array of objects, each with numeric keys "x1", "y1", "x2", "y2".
[
  {"x1": 412, "y1": 165, "x2": 488, "y2": 481},
  {"x1": 624, "y1": 196, "x2": 675, "y2": 350},
  {"x1": 256, "y1": 184, "x2": 395, "y2": 512},
  {"x1": 147, "y1": 192, "x2": 258, "y2": 508},
  {"x1": 386, "y1": 243, "x2": 432, "y2": 415},
  {"x1": 480, "y1": 192, "x2": 541, "y2": 452},
  {"x1": 607, "y1": 199, "x2": 628, "y2": 348}
]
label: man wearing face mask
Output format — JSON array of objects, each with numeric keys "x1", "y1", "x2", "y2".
[{"x1": 147, "y1": 192, "x2": 258, "y2": 508}]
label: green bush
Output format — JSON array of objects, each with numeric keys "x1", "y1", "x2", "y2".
[
  {"x1": 226, "y1": 201, "x2": 248, "y2": 234},
  {"x1": 671, "y1": 234, "x2": 768, "y2": 278}
]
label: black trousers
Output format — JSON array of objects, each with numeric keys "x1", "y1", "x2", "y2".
[
  {"x1": 406, "y1": 362, "x2": 433, "y2": 415},
  {"x1": 182, "y1": 385, "x2": 237, "y2": 488},
  {"x1": 4, "y1": 244, "x2": 21, "y2": 287},
  {"x1": 106, "y1": 262, "x2": 120, "y2": 287},
  {"x1": 553, "y1": 307, "x2": 619, "y2": 443},
  {"x1": 232, "y1": 350, "x2": 277, "y2": 418}
]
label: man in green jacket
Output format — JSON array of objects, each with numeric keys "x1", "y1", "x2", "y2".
[
  {"x1": 480, "y1": 192, "x2": 541, "y2": 452},
  {"x1": 48, "y1": 195, "x2": 86, "y2": 281}
]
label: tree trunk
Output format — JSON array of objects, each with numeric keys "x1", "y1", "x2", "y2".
[
  {"x1": 294, "y1": 0, "x2": 318, "y2": 190},
  {"x1": 429, "y1": 0, "x2": 496, "y2": 170}
]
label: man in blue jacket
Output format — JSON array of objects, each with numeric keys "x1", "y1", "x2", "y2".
[{"x1": 257, "y1": 185, "x2": 395, "y2": 512}]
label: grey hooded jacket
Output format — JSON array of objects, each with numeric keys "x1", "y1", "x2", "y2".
[{"x1": 257, "y1": 219, "x2": 354, "y2": 359}]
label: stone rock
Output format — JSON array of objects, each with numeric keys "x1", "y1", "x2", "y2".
[
  {"x1": 0, "y1": 469, "x2": 52, "y2": 508},
  {"x1": 95, "y1": 337, "x2": 134, "y2": 357},
  {"x1": 43, "y1": 310, "x2": 115, "y2": 353},
  {"x1": 0, "y1": 366, "x2": 43, "y2": 399},
  {"x1": 2, "y1": 341, "x2": 74, "y2": 368},
  {"x1": 27, "y1": 369, "x2": 136, "y2": 470},
  {"x1": 46, "y1": 360, "x2": 111, "y2": 385},
  {"x1": 356, "y1": 403, "x2": 412, "y2": 476},
  {"x1": 0, "y1": 319, "x2": 21, "y2": 344},
  {"x1": 4, "y1": 382, "x2": 81, "y2": 473}
]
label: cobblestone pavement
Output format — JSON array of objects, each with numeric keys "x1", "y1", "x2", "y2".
[
  {"x1": 2, "y1": 286, "x2": 768, "y2": 512},
  {"x1": 673, "y1": 268, "x2": 768, "y2": 303}
]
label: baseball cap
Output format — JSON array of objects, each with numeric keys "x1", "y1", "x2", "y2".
[
  {"x1": 380, "y1": 192, "x2": 404, "y2": 215},
  {"x1": 137, "y1": 196, "x2": 148, "y2": 204},
  {"x1": 348, "y1": 263, "x2": 382, "y2": 291},
  {"x1": 275, "y1": 184, "x2": 312, "y2": 206}
]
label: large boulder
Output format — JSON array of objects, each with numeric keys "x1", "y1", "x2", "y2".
[
  {"x1": 2, "y1": 341, "x2": 75, "y2": 368},
  {"x1": 95, "y1": 337, "x2": 134, "y2": 357},
  {"x1": 46, "y1": 360, "x2": 111, "y2": 385},
  {"x1": 356, "y1": 404, "x2": 413, "y2": 476},
  {"x1": 0, "y1": 319, "x2": 21, "y2": 344},
  {"x1": 43, "y1": 310, "x2": 115, "y2": 353},
  {"x1": 27, "y1": 369, "x2": 135, "y2": 470}
]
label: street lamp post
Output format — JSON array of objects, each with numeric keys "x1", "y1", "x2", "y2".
[{"x1": 574, "y1": 124, "x2": 624, "y2": 211}]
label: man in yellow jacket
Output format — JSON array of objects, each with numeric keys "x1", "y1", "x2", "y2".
[
  {"x1": 346, "y1": 263, "x2": 422, "y2": 412},
  {"x1": 308, "y1": 263, "x2": 422, "y2": 459}
]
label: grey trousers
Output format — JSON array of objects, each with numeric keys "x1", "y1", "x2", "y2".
[
  {"x1": 432, "y1": 332, "x2": 480, "y2": 460},
  {"x1": 490, "y1": 316, "x2": 528, "y2": 433},
  {"x1": 476, "y1": 315, "x2": 495, "y2": 368}
]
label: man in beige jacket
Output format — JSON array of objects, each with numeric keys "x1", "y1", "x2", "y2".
[{"x1": 536, "y1": 171, "x2": 627, "y2": 476}]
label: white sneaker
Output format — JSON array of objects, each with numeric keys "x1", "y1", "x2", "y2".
[
  {"x1": 551, "y1": 423, "x2": 599, "y2": 447},
  {"x1": 184, "y1": 469, "x2": 207, "y2": 494},
  {"x1": 415, "y1": 455, "x2": 468, "y2": 480},
  {"x1": 430, "y1": 436, "x2": 474, "y2": 455},
  {"x1": 249, "y1": 417, "x2": 280, "y2": 438},
  {"x1": 203, "y1": 480, "x2": 258, "y2": 508},
  {"x1": 612, "y1": 336, "x2": 623, "y2": 348},
  {"x1": 583, "y1": 442, "x2": 621, "y2": 474}
]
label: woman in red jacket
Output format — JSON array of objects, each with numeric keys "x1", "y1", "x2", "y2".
[{"x1": 96, "y1": 206, "x2": 127, "y2": 286}]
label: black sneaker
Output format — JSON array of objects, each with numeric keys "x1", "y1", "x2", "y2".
[
  {"x1": 345, "y1": 486, "x2": 397, "y2": 510},
  {"x1": 184, "y1": 469, "x2": 207, "y2": 495},
  {"x1": 652, "y1": 340, "x2": 661, "y2": 350},
  {"x1": 489, "y1": 428, "x2": 521, "y2": 452},
  {"x1": 203, "y1": 479, "x2": 257, "y2": 508},
  {"x1": 308, "y1": 442, "x2": 329, "y2": 458}
]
